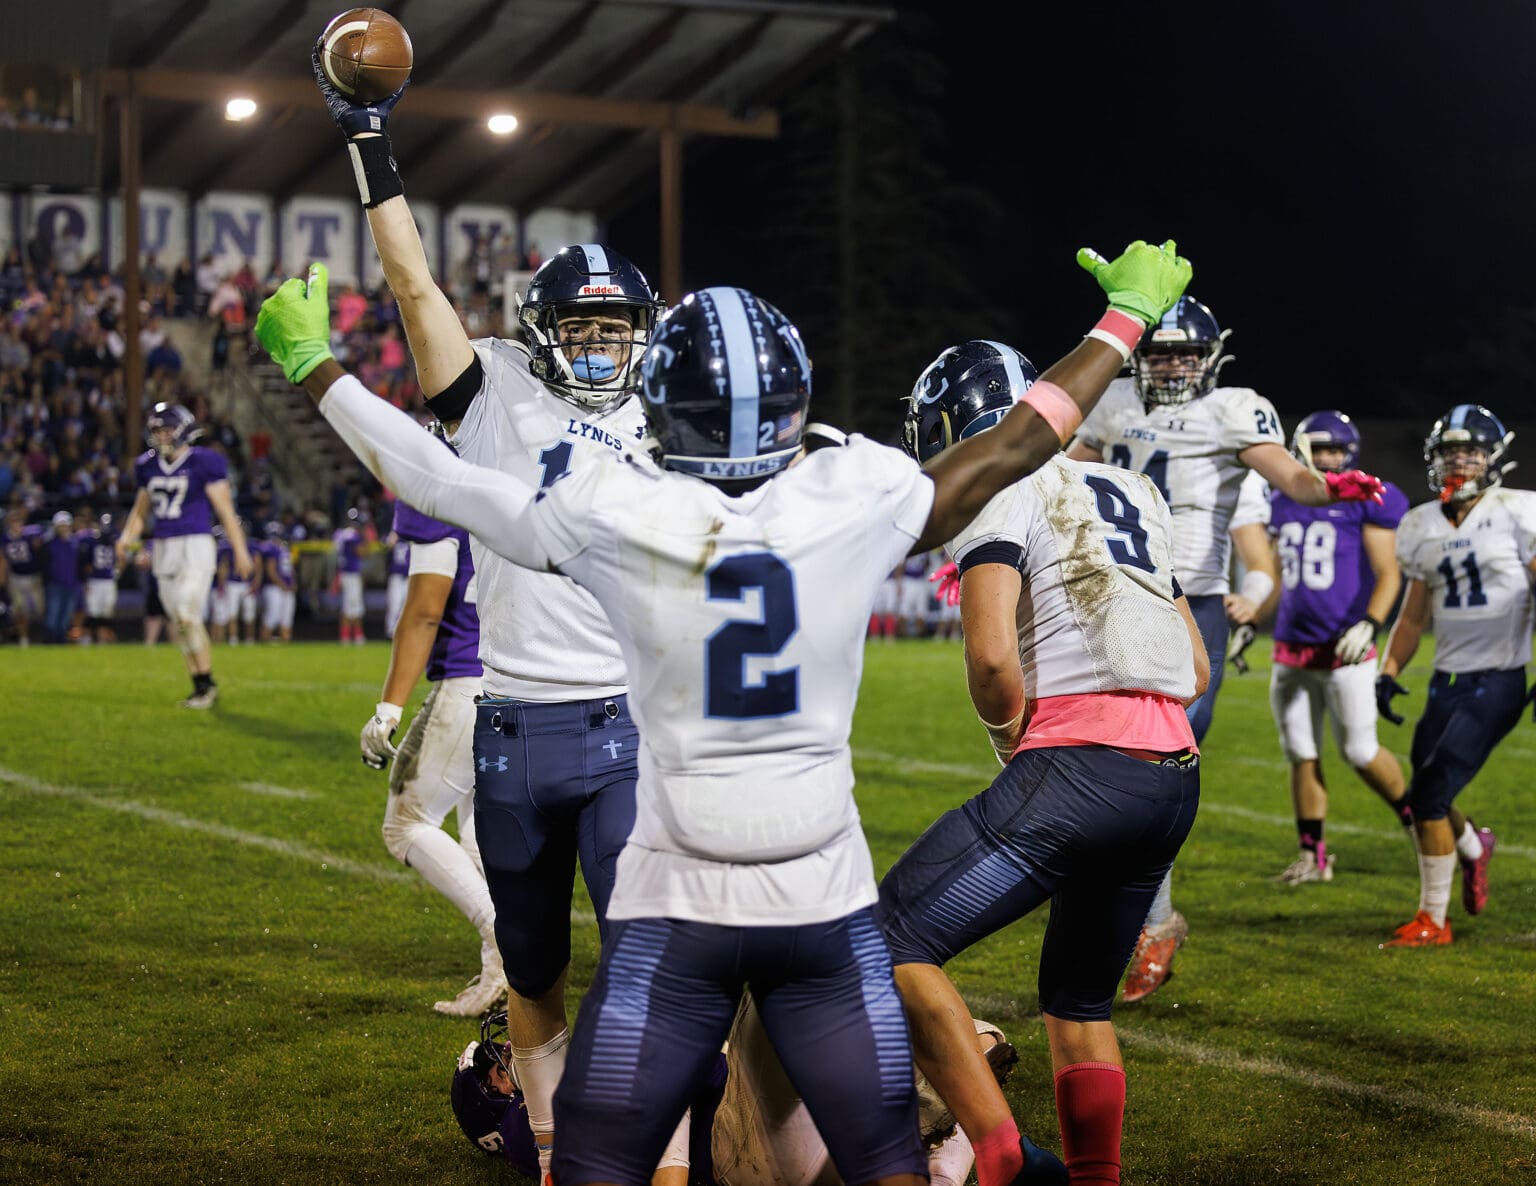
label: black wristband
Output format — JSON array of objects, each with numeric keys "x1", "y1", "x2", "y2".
[
  {"x1": 426, "y1": 355, "x2": 484, "y2": 425},
  {"x1": 346, "y1": 134, "x2": 405, "y2": 208},
  {"x1": 1364, "y1": 615, "x2": 1382, "y2": 632}
]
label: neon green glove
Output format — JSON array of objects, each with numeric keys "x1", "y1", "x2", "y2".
[
  {"x1": 254, "y1": 262, "x2": 335, "y2": 384},
  {"x1": 1075, "y1": 239, "x2": 1192, "y2": 326}
]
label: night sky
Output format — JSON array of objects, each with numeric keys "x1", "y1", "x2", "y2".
[{"x1": 614, "y1": 1, "x2": 1536, "y2": 441}]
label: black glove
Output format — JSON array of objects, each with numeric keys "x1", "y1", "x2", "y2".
[
  {"x1": 1226, "y1": 623, "x2": 1257, "y2": 675},
  {"x1": 312, "y1": 40, "x2": 409, "y2": 139},
  {"x1": 1375, "y1": 675, "x2": 1408, "y2": 725}
]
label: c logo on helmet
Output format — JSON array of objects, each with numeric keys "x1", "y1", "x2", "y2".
[{"x1": 641, "y1": 342, "x2": 675, "y2": 404}]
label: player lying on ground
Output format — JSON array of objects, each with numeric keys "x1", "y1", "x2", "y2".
[
  {"x1": 886, "y1": 339, "x2": 1207, "y2": 1186},
  {"x1": 452, "y1": 998, "x2": 1015, "y2": 1186},
  {"x1": 256, "y1": 238, "x2": 1191, "y2": 1186}
]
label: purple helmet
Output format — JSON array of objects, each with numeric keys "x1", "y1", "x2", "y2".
[
  {"x1": 448, "y1": 1011, "x2": 539, "y2": 1175},
  {"x1": 1292, "y1": 410, "x2": 1361, "y2": 472},
  {"x1": 145, "y1": 402, "x2": 201, "y2": 457}
]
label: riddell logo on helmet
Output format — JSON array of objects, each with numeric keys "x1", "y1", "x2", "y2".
[{"x1": 579, "y1": 285, "x2": 622, "y2": 296}]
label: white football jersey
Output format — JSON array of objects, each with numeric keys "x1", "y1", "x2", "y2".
[
  {"x1": 947, "y1": 456, "x2": 1194, "y2": 702},
  {"x1": 1075, "y1": 378, "x2": 1285, "y2": 595},
  {"x1": 1396, "y1": 488, "x2": 1536, "y2": 673},
  {"x1": 520, "y1": 436, "x2": 934, "y2": 926},
  {"x1": 452, "y1": 337, "x2": 647, "y2": 699},
  {"x1": 1231, "y1": 468, "x2": 1272, "y2": 531}
]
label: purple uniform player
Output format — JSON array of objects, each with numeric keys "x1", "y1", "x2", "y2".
[
  {"x1": 3, "y1": 507, "x2": 45, "y2": 645},
  {"x1": 83, "y1": 514, "x2": 120, "y2": 642},
  {"x1": 259, "y1": 524, "x2": 297, "y2": 642},
  {"x1": 1265, "y1": 411, "x2": 1416, "y2": 884},
  {"x1": 358, "y1": 497, "x2": 499, "y2": 1015},
  {"x1": 117, "y1": 403, "x2": 252, "y2": 707},
  {"x1": 334, "y1": 510, "x2": 367, "y2": 643},
  {"x1": 384, "y1": 530, "x2": 412, "y2": 639}
]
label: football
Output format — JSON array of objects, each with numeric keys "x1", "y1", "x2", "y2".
[{"x1": 318, "y1": 8, "x2": 413, "y2": 104}]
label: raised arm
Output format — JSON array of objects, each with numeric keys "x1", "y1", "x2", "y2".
[
  {"x1": 310, "y1": 43, "x2": 476, "y2": 420},
  {"x1": 914, "y1": 240, "x2": 1192, "y2": 553},
  {"x1": 255, "y1": 265, "x2": 543, "y2": 569}
]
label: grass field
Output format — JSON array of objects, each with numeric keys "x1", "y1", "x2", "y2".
[{"x1": 2, "y1": 639, "x2": 1535, "y2": 1184}]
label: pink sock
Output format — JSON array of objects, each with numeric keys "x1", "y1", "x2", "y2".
[
  {"x1": 1054, "y1": 1062, "x2": 1125, "y2": 1184},
  {"x1": 972, "y1": 1117, "x2": 1023, "y2": 1186}
]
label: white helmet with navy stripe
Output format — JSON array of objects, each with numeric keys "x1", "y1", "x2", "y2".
[
  {"x1": 639, "y1": 287, "x2": 812, "y2": 485},
  {"x1": 517, "y1": 243, "x2": 665, "y2": 411}
]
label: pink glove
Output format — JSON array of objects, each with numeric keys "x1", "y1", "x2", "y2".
[
  {"x1": 930, "y1": 560, "x2": 961, "y2": 607},
  {"x1": 1325, "y1": 469, "x2": 1385, "y2": 504}
]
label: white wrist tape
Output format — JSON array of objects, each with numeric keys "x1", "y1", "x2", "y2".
[
  {"x1": 376, "y1": 701, "x2": 403, "y2": 724},
  {"x1": 1239, "y1": 570, "x2": 1274, "y2": 605}
]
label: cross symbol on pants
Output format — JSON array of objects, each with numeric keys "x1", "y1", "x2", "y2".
[{"x1": 604, "y1": 738, "x2": 623, "y2": 760}]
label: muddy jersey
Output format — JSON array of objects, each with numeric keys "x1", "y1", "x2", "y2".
[{"x1": 948, "y1": 455, "x2": 1194, "y2": 702}]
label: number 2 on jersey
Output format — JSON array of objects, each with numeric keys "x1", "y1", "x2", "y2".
[{"x1": 705, "y1": 552, "x2": 800, "y2": 719}]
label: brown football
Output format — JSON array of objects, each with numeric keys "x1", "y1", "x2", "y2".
[{"x1": 319, "y1": 8, "x2": 413, "y2": 104}]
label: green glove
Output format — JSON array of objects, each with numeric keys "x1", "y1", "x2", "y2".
[
  {"x1": 254, "y1": 262, "x2": 336, "y2": 384},
  {"x1": 1076, "y1": 239, "x2": 1192, "y2": 325}
]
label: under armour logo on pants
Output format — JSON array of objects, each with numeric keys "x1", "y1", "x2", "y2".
[{"x1": 478, "y1": 755, "x2": 508, "y2": 773}]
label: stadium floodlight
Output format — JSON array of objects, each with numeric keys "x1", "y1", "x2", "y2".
[
  {"x1": 225, "y1": 98, "x2": 258, "y2": 121},
  {"x1": 487, "y1": 113, "x2": 519, "y2": 135}
]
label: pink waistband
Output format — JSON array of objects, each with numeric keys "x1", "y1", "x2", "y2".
[{"x1": 1015, "y1": 690, "x2": 1197, "y2": 757}]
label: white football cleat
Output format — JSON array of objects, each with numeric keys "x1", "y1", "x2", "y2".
[
  {"x1": 181, "y1": 686, "x2": 219, "y2": 710},
  {"x1": 434, "y1": 968, "x2": 508, "y2": 1017},
  {"x1": 1276, "y1": 851, "x2": 1336, "y2": 885}
]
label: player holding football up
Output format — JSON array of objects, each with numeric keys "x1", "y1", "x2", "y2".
[
  {"x1": 1257, "y1": 412, "x2": 1422, "y2": 884},
  {"x1": 311, "y1": 51, "x2": 661, "y2": 1179},
  {"x1": 886, "y1": 339, "x2": 1207, "y2": 1186},
  {"x1": 1067, "y1": 298, "x2": 1384, "y2": 1000},
  {"x1": 256, "y1": 235, "x2": 1193, "y2": 1186},
  {"x1": 1376, "y1": 405, "x2": 1528, "y2": 949},
  {"x1": 116, "y1": 402, "x2": 253, "y2": 708}
]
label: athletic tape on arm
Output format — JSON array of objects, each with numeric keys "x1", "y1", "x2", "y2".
[{"x1": 1020, "y1": 379, "x2": 1083, "y2": 444}]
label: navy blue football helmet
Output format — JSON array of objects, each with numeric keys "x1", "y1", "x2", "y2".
[
  {"x1": 517, "y1": 244, "x2": 665, "y2": 412},
  {"x1": 1425, "y1": 404, "x2": 1514, "y2": 502},
  {"x1": 145, "y1": 402, "x2": 201, "y2": 457},
  {"x1": 639, "y1": 287, "x2": 812, "y2": 484},
  {"x1": 449, "y1": 1011, "x2": 539, "y2": 1175},
  {"x1": 1132, "y1": 296, "x2": 1232, "y2": 409},
  {"x1": 902, "y1": 340, "x2": 1039, "y2": 463},
  {"x1": 1292, "y1": 409, "x2": 1361, "y2": 473}
]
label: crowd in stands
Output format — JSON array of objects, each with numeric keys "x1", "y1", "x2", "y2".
[
  {"x1": 0, "y1": 227, "x2": 522, "y2": 642},
  {"x1": 0, "y1": 85, "x2": 75, "y2": 132}
]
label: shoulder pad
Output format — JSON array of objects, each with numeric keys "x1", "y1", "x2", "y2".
[{"x1": 804, "y1": 422, "x2": 847, "y2": 453}]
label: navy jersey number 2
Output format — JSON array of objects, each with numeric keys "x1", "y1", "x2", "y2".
[{"x1": 705, "y1": 552, "x2": 800, "y2": 719}]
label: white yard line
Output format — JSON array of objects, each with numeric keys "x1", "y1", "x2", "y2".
[
  {"x1": 0, "y1": 764, "x2": 598, "y2": 923},
  {"x1": 851, "y1": 748, "x2": 1536, "y2": 860},
  {"x1": 0, "y1": 765, "x2": 412, "y2": 884},
  {"x1": 237, "y1": 781, "x2": 317, "y2": 800},
  {"x1": 1123, "y1": 1029, "x2": 1536, "y2": 1139}
]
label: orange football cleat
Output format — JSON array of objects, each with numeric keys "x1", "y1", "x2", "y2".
[
  {"x1": 1121, "y1": 910, "x2": 1188, "y2": 1003},
  {"x1": 1380, "y1": 911, "x2": 1453, "y2": 949}
]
